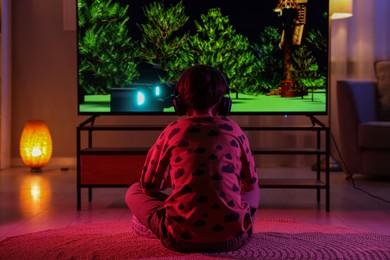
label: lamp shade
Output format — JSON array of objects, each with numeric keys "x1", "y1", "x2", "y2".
[
  {"x1": 330, "y1": 0, "x2": 353, "y2": 20},
  {"x1": 20, "y1": 120, "x2": 53, "y2": 171}
]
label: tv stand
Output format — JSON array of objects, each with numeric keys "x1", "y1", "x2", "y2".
[
  {"x1": 307, "y1": 115, "x2": 326, "y2": 128},
  {"x1": 79, "y1": 115, "x2": 98, "y2": 127},
  {"x1": 77, "y1": 117, "x2": 330, "y2": 212}
]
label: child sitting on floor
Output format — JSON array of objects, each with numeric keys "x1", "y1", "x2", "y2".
[{"x1": 125, "y1": 64, "x2": 260, "y2": 253}]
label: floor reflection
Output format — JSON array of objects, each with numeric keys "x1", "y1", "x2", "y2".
[{"x1": 20, "y1": 175, "x2": 51, "y2": 217}]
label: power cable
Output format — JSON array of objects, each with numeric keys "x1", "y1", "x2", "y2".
[{"x1": 330, "y1": 131, "x2": 390, "y2": 205}]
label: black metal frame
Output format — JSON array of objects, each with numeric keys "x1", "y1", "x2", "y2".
[{"x1": 77, "y1": 115, "x2": 330, "y2": 211}]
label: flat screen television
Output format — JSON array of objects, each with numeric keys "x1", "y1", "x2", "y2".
[{"x1": 77, "y1": 0, "x2": 329, "y2": 115}]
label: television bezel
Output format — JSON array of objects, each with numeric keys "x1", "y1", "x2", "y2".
[{"x1": 76, "y1": 0, "x2": 330, "y2": 117}]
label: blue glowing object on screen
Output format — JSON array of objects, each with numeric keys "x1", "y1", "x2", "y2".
[
  {"x1": 137, "y1": 91, "x2": 145, "y2": 106},
  {"x1": 154, "y1": 86, "x2": 161, "y2": 96}
]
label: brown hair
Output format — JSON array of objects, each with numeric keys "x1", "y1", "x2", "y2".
[{"x1": 177, "y1": 64, "x2": 228, "y2": 112}]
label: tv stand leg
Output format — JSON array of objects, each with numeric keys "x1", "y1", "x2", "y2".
[
  {"x1": 77, "y1": 186, "x2": 81, "y2": 210},
  {"x1": 316, "y1": 188, "x2": 320, "y2": 203},
  {"x1": 88, "y1": 187, "x2": 93, "y2": 202}
]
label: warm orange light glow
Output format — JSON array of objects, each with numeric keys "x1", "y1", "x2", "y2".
[
  {"x1": 330, "y1": 0, "x2": 353, "y2": 20},
  {"x1": 31, "y1": 185, "x2": 41, "y2": 201},
  {"x1": 20, "y1": 120, "x2": 53, "y2": 171},
  {"x1": 20, "y1": 176, "x2": 51, "y2": 217}
]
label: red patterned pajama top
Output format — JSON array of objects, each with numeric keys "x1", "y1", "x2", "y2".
[{"x1": 140, "y1": 115, "x2": 259, "y2": 243}]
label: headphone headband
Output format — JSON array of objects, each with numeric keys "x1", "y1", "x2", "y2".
[{"x1": 172, "y1": 65, "x2": 231, "y2": 116}]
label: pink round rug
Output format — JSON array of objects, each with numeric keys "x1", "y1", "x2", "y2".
[{"x1": 1, "y1": 218, "x2": 389, "y2": 259}]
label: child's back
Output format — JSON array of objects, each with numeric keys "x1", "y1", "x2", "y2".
[
  {"x1": 126, "y1": 64, "x2": 260, "y2": 252},
  {"x1": 141, "y1": 116, "x2": 257, "y2": 245}
]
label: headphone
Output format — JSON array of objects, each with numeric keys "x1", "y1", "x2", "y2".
[{"x1": 172, "y1": 66, "x2": 232, "y2": 116}]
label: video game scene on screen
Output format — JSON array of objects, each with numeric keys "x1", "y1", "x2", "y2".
[{"x1": 77, "y1": 0, "x2": 329, "y2": 115}]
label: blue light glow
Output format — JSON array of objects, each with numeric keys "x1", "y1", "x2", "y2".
[
  {"x1": 137, "y1": 91, "x2": 145, "y2": 106},
  {"x1": 154, "y1": 86, "x2": 161, "y2": 96}
]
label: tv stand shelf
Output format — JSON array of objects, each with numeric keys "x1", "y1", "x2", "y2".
[{"x1": 77, "y1": 118, "x2": 330, "y2": 212}]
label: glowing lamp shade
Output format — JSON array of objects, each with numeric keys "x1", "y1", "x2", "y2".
[
  {"x1": 20, "y1": 120, "x2": 53, "y2": 172},
  {"x1": 330, "y1": 0, "x2": 353, "y2": 20}
]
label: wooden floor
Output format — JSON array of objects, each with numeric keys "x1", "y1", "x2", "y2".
[{"x1": 1, "y1": 165, "x2": 390, "y2": 241}]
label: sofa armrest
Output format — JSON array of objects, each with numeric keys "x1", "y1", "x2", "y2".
[
  {"x1": 337, "y1": 80, "x2": 378, "y2": 124},
  {"x1": 336, "y1": 80, "x2": 378, "y2": 174}
]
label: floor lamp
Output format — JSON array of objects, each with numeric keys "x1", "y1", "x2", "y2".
[
  {"x1": 330, "y1": 0, "x2": 353, "y2": 20},
  {"x1": 313, "y1": 0, "x2": 353, "y2": 171}
]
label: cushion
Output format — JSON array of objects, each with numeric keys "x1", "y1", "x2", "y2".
[
  {"x1": 359, "y1": 121, "x2": 390, "y2": 149},
  {"x1": 374, "y1": 60, "x2": 390, "y2": 121}
]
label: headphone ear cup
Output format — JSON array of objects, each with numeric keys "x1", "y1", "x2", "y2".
[
  {"x1": 172, "y1": 96, "x2": 186, "y2": 116},
  {"x1": 218, "y1": 96, "x2": 232, "y2": 116}
]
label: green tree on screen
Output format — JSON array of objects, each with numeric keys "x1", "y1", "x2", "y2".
[
  {"x1": 138, "y1": 0, "x2": 190, "y2": 81},
  {"x1": 291, "y1": 45, "x2": 326, "y2": 93},
  {"x1": 188, "y1": 8, "x2": 259, "y2": 98},
  {"x1": 254, "y1": 26, "x2": 283, "y2": 93},
  {"x1": 78, "y1": 0, "x2": 138, "y2": 94}
]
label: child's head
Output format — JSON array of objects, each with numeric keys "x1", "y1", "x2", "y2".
[{"x1": 174, "y1": 64, "x2": 230, "y2": 115}]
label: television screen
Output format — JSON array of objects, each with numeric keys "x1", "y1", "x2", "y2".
[{"x1": 77, "y1": 0, "x2": 329, "y2": 115}]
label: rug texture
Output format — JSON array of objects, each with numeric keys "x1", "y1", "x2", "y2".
[{"x1": 1, "y1": 218, "x2": 389, "y2": 259}]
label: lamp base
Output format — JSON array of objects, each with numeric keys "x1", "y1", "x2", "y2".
[
  {"x1": 30, "y1": 168, "x2": 43, "y2": 173},
  {"x1": 311, "y1": 155, "x2": 343, "y2": 172}
]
